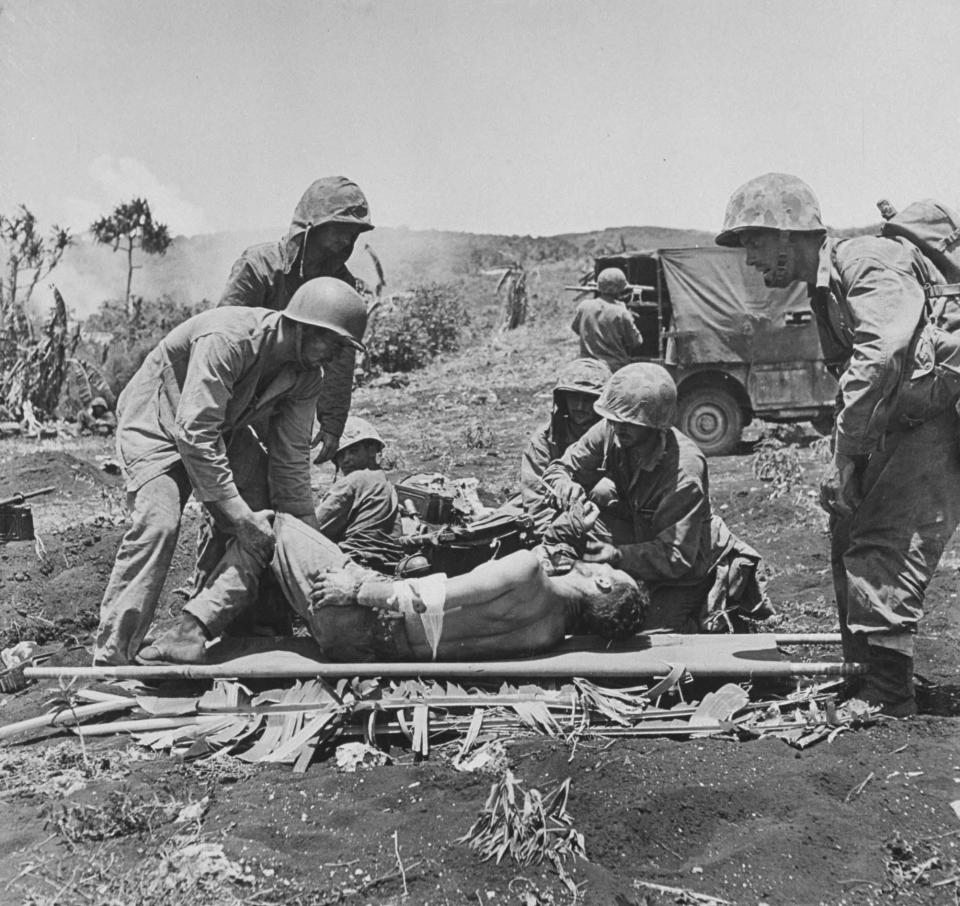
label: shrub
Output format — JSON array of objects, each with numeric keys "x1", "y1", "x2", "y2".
[
  {"x1": 81, "y1": 295, "x2": 207, "y2": 395},
  {"x1": 363, "y1": 282, "x2": 467, "y2": 376}
]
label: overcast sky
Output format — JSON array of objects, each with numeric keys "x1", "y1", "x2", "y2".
[{"x1": 3, "y1": 0, "x2": 960, "y2": 239}]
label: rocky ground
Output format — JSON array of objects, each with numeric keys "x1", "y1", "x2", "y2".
[{"x1": 0, "y1": 322, "x2": 958, "y2": 906}]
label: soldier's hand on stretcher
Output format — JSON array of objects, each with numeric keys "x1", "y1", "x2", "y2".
[
  {"x1": 310, "y1": 569, "x2": 357, "y2": 609},
  {"x1": 235, "y1": 509, "x2": 276, "y2": 567}
]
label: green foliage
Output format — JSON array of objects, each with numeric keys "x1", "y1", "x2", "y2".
[
  {"x1": 363, "y1": 282, "x2": 467, "y2": 376},
  {"x1": 82, "y1": 295, "x2": 207, "y2": 395}
]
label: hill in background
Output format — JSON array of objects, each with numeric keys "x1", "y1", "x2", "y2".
[{"x1": 37, "y1": 223, "x2": 719, "y2": 321}]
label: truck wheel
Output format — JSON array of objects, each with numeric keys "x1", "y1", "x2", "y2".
[{"x1": 677, "y1": 387, "x2": 743, "y2": 456}]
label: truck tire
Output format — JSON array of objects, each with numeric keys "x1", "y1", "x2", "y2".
[{"x1": 677, "y1": 387, "x2": 743, "y2": 456}]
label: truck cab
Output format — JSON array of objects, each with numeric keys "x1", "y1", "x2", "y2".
[{"x1": 590, "y1": 248, "x2": 836, "y2": 455}]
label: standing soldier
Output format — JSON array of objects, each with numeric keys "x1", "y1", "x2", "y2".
[
  {"x1": 219, "y1": 175, "x2": 374, "y2": 462},
  {"x1": 94, "y1": 277, "x2": 368, "y2": 666},
  {"x1": 716, "y1": 172, "x2": 960, "y2": 715},
  {"x1": 193, "y1": 177, "x2": 374, "y2": 600},
  {"x1": 571, "y1": 267, "x2": 645, "y2": 372}
]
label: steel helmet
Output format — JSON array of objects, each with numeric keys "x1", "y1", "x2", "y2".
[
  {"x1": 596, "y1": 267, "x2": 629, "y2": 296},
  {"x1": 554, "y1": 358, "x2": 612, "y2": 403},
  {"x1": 594, "y1": 363, "x2": 677, "y2": 429},
  {"x1": 716, "y1": 173, "x2": 825, "y2": 247},
  {"x1": 337, "y1": 416, "x2": 385, "y2": 454},
  {"x1": 90, "y1": 396, "x2": 109, "y2": 410},
  {"x1": 283, "y1": 277, "x2": 368, "y2": 350}
]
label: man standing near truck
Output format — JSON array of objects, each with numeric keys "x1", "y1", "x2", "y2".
[
  {"x1": 571, "y1": 267, "x2": 645, "y2": 372},
  {"x1": 716, "y1": 172, "x2": 960, "y2": 715}
]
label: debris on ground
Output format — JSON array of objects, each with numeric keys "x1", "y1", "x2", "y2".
[{"x1": 1, "y1": 673, "x2": 879, "y2": 769}]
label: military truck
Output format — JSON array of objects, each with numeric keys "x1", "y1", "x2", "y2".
[{"x1": 587, "y1": 247, "x2": 836, "y2": 455}]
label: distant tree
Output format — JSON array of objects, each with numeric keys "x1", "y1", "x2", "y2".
[
  {"x1": 91, "y1": 197, "x2": 172, "y2": 315},
  {"x1": 0, "y1": 204, "x2": 72, "y2": 340}
]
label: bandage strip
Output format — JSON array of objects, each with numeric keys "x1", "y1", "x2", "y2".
[{"x1": 387, "y1": 574, "x2": 448, "y2": 659}]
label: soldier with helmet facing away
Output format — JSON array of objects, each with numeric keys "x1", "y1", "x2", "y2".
[
  {"x1": 571, "y1": 267, "x2": 645, "y2": 372},
  {"x1": 94, "y1": 276, "x2": 369, "y2": 666},
  {"x1": 717, "y1": 172, "x2": 960, "y2": 715}
]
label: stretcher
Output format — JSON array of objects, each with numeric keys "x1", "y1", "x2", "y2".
[{"x1": 24, "y1": 633, "x2": 864, "y2": 682}]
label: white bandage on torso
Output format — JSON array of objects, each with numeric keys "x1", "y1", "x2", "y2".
[{"x1": 388, "y1": 574, "x2": 448, "y2": 660}]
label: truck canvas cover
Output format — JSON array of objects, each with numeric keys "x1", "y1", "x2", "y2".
[{"x1": 658, "y1": 247, "x2": 817, "y2": 366}]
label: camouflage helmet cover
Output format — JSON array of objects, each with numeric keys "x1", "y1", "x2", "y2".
[
  {"x1": 553, "y1": 358, "x2": 613, "y2": 403},
  {"x1": 716, "y1": 173, "x2": 825, "y2": 247},
  {"x1": 337, "y1": 416, "x2": 385, "y2": 454},
  {"x1": 594, "y1": 363, "x2": 677, "y2": 429},
  {"x1": 596, "y1": 267, "x2": 629, "y2": 296}
]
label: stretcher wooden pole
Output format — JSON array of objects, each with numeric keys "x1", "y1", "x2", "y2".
[{"x1": 24, "y1": 657, "x2": 865, "y2": 682}]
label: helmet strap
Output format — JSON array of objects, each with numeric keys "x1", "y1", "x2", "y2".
[{"x1": 299, "y1": 223, "x2": 312, "y2": 279}]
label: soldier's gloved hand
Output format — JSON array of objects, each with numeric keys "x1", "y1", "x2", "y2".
[
  {"x1": 549, "y1": 477, "x2": 587, "y2": 511},
  {"x1": 312, "y1": 429, "x2": 340, "y2": 464},
  {"x1": 235, "y1": 509, "x2": 276, "y2": 568},
  {"x1": 818, "y1": 453, "x2": 862, "y2": 518},
  {"x1": 310, "y1": 569, "x2": 358, "y2": 610},
  {"x1": 583, "y1": 540, "x2": 622, "y2": 567}
]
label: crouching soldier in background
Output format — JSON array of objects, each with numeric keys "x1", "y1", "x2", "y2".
[
  {"x1": 543, "y1": 363, "x2": 769, "y2": 633},
  {"x1": 77, "y1": 396, "x2": 117, "y2": 437},
  {"x1": 520, "y1": 358, "x2": 612, "y2": 534},
  {"x1": 315, "y1": 416, "x2": 399, "y2": 564}
]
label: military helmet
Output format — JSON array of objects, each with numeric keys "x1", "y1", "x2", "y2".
[
  {"x1": 337, "y1": 416, "x2": 384, "y2": 454},
  {"x1": 90, "y1": 396, "x2": 108, "y2": 410},
  {"x1": 293, "y1": 176, "x2": 373, "y2": 234},
  {"x1": 594, "y1": 363, "x2": 677, "y2": 429},
  {"x1": 553, "y1": 358, "x2": 612, "y2": 403},
  {"x1": 596, "y1": 267, "x2": 629, "y2": 296},
  {"x1": 716, "y1": 173, "x2": 825, "y2": 247},
  {"x1": 283, "y1": 277, "x2": 368, "y2": 350}
]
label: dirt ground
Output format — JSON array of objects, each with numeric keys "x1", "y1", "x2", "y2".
[{"x1": 1, "y1": 324, "x2": 959, "y2": 906}]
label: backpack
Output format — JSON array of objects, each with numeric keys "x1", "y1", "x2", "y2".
[
  {"x1": 878, "y1": 200, "x2": 960, "y2": 402},
  {"x1": 879, "y1": 198, "x2": 960, "y2": 284}
]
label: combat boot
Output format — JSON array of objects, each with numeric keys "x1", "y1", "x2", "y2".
[{"x1": 859, "y1": 645, "x2": 917, "y2": 717}]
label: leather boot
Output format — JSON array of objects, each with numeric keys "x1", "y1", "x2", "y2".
[
  {"x1": 136, "y1": 615, "x2": 209, "y2": 665},
  {"x1": 859, "y1": 645, "x2": 917, "y2": 717}
]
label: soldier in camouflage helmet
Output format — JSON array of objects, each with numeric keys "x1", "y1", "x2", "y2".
[{"x1": 717, "y1": 172, "x2": 960, "y2": 716}]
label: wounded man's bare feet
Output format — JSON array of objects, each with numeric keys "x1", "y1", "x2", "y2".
[{"x1": 136, "y1": 615, "x2": 209, "y2": 665}]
